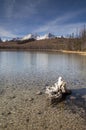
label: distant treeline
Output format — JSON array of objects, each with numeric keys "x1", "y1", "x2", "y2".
[{"x1": 0, "y1": 37, "x2": 86, "y2": 51}]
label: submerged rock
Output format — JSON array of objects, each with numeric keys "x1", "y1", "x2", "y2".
[{"x1": 70, "y1": 96, "x2": 76, "y2": 100}]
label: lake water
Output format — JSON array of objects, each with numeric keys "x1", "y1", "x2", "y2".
[{"x1": 0, "y1": 51, "x2": 86, "y2": 109}]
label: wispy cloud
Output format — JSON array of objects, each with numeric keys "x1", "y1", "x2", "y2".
[
  {"x1": 35, "y1": 9, "x2": 86, "y2": 35},
  {"x1": 0, "y1": 27, "x2": 17, "y2": 38},
  {"x1": 35, "y1": 22, "x2": 85, "y2": 36}
]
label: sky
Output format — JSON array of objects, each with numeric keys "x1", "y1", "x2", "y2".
[{"x1": 0, "y1": 0, "x2": 86, "y2": 39}]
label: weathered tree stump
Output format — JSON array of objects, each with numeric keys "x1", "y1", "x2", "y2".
[{"x1": 45, "y1": 77, "x2": 72, "y2": 105}]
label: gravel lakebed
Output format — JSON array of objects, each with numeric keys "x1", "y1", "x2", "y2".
[{"x1": 0, "y1": 84, "x2": 86, "y2": 130}]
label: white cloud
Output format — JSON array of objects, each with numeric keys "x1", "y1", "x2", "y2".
[{"x1": 0, "y1": 27, "x2": 17, "y2": 38}]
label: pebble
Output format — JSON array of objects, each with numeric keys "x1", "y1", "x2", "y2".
[
  {"x1": 37, "y1": 111, "x2": 42, "y2": 115},
  {"x1": 3, "y1": 124, "x2": 8, "y2": 128},
  {"x1": 7, "y1": 111, "x2": 11, "y2": 115},
  {"x1": 60, "y1": 125, "x2": 63, "y2": 128},
  {"x1": 71, "y1": 109, "x2": 76, "y2": 114},
  {"x1": 25, "y1": 98, "x2": 28, "y2": 101},
  {"x1": 26, "y1": 118, "x2": 29, "y2": 122},
  {"x1": 9, "y1": 121, "x2": 13, "y2": 124},
  {"x1": 36, "y1": 91, "x2": 42, "y2": 95},
  {"x1": 28, "y1": 98, "x2": 34, "y2": 101},
  {"x1": 9, "y1": 95, "x2": 16, "y2": 99},
  {"x1": 2, "y1": 112, "x2": 5, "y2": 115}
]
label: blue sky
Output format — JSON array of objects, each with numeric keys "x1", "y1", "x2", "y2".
[{"x1": 0, "y1": 0, "x2": 86, "y2": 38}]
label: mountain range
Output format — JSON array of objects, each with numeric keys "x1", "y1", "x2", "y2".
[
  {"x1": 20, "y1": 33, "x2": 56, "y2": 41},
  {"x1": 1, "y1": 33, "x2": 56, "y2": 42}
]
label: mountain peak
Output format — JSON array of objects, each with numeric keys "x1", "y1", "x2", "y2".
[
  {"x1": 45, "y1": 33, "x2": 55, "y2": 39},
  {"x1": 21, "y1": 33, "x2": 56, "y2": 41}
]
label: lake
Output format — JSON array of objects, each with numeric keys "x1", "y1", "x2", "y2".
[
  {"x1": 0, "y1": 51, "x2": 86, "y2": 107},
  {"x1": 0, "y1": 51, "x2": 86, "y2": 130},
  {"x1": 0, "y1": 51, "x2": 86, "y2": 89}
]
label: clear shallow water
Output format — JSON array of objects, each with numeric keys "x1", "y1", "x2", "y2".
[
  {"x1": 0, "y1": 51, "x2": 86, "y2": 109},
  {"x1": 0, "y1": 51, "x2": 86, "y2": 130},
  {"x1": 0, "y1": 51, "x2": 86, "y2": 86}
]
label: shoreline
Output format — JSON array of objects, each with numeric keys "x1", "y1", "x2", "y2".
[
  {"x1": 59, "y1": 50, "x2": 86, "y2": 55},
  {"x1": 0, "y1": 48, "x2": 86, "y2": 55}
]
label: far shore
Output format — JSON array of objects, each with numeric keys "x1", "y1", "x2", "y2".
[
  {"x1": 0, "y1": 48, "x2": 86, "y2": 56},
  {"x1": 59, "y1": 50, "x2": 86, "y2": 55},
  {"x1": 0, "y1": 38, "x2": 86, "y2": 55}
]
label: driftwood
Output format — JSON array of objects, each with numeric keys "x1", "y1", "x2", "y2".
[{"x1": 45, "y1": 77, "x2": 72, "y2": 104}]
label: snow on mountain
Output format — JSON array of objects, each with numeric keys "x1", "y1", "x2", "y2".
[
  {"x1": 21, "y1": 33, "x2": 56, "y2": 41},
  {"x1": 1, "y1": 38, "x2": 11, "y2": 42},
  {"x1": 44, "y1": 33, "x2": 55, "y2": 39},
  {"x1": 36, "y1": 33, "x2": 56, "y2": 40},
  {"x1": 0, "y1": 33, "x2": 56, "y2": 42},
  {"x1": 21, "y1": 34, "x2": 39, "y2": 41},
  {"x1": 1, "y1": 39, "x2": 6, "y2": 42}
]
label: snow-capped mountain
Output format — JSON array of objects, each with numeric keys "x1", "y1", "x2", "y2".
[
  {"x1": 11, "y1": 37, "x2": 22, "y2": 41},
  {"x1": 1, "y1": 38, "x2": 11, "y2": 42},
  {"x1": 1, "y1": 39, "x2": 6, "y2": 42},
  {"x1": 21, "y1": 33, "x2": 56, "y2": 41},
  {"x1": 1, "y1": 37, "x2": 21, "y2": 42},
  {"x1": 21, "y1": 34, "x2": 39, "y2": 41},
  {"x1": 37, "y1": 33, "x2": 56, "y2": 40},
  {"x1": 44, "y1": 33, "x2": 55, "y2": 39},
  {"x1": 0, "y1": 33, "x2": 56, "y2": 42}
]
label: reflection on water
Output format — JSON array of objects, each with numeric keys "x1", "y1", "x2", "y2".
[{"x1": 0, "y1": 51, "x2": 86, "y2": 86}]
